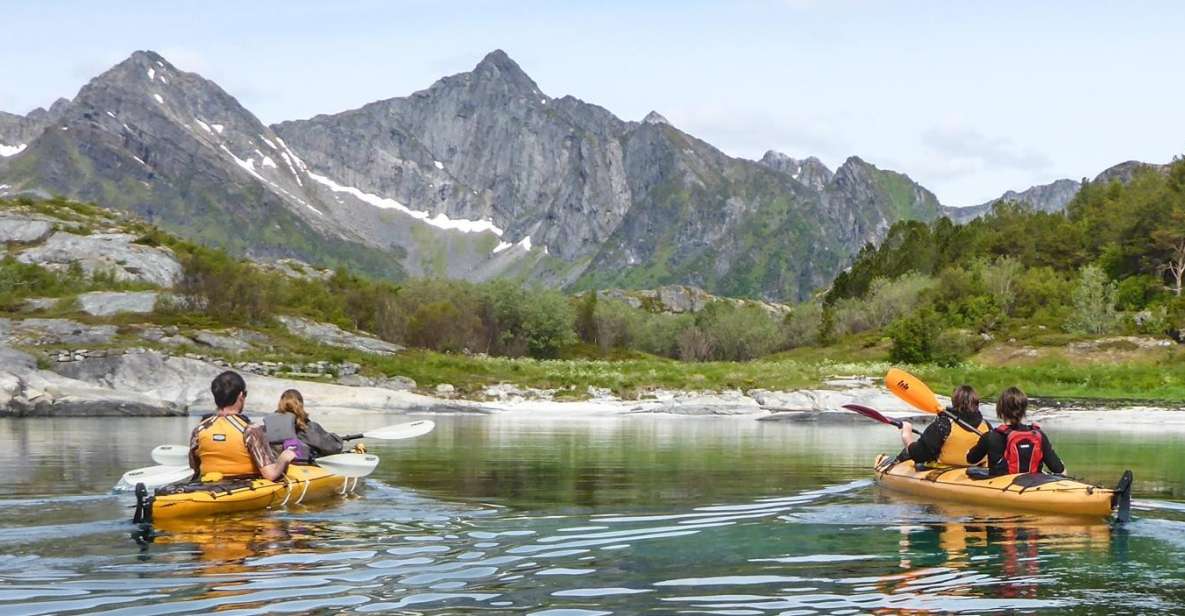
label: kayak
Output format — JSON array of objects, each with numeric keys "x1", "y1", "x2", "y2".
[
  {"x1": 873, "y1": 454, "x2": 1132, "y2": 520},
  {"x1": 132, "y1": 464, "x2": 352, "y2": 524}
]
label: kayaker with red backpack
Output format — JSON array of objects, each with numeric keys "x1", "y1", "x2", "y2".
[{"x1": 966, "y1": 387, "x2": 1065, "y2": 476}]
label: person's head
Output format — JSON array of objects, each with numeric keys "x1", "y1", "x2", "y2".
[
  {"x1": 951, "y1": 384, "x2": 980, "y2": 418},
  {"x1": 276, "y1": 389, "x2": 309, "y2": 432},
  {"x1": 211, "y1": 370, "x2": 247, "y2": 412},
  {"x1": 996, "y1": 387, "x2": 1029, "y2": 425}
]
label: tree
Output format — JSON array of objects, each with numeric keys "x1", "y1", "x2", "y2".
[
  {"x1": 1066, "y1": 265, "x2": 1118, "y2": 335},
  {"x1": 1151, "y1": 160, "x2": 1185, "y2": 295},
  {"x1": 981, "y1": 256, "x2": 1022, "y2": 316}
]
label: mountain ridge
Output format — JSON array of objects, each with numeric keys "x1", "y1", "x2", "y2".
[{"x1": 0, "y1": 48, "x2": 1167, "y2": 300}]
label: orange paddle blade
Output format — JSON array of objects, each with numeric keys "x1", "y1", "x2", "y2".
[{"x1": 885, "y1": 368, "x2": 943, "y2": 413}]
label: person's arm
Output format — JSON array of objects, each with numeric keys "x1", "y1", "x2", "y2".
[
  {"x1": 187, "y1": 424, "x2": 201, "y2": 478},
  {"x1": 904, "y1": 418, "x2": 950, "y2": 463},
  {"x1": 303, "y1": 421, "x2": 345, "y2": 456},
  {"x1": 966, "y1": 432, "x2": 990, "y2": 465},
  {"x1": 1040, "y1": 431, "x2": 1065, "y2": 474},
  {"x1": 246, "y1": 425, "x2": 295, "y2": 481}
]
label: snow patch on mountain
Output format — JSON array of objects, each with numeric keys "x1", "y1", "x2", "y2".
[
  {"x1": 307, "y1": 172, "x2": 503, "y2": 235},
  {"x1": 0, "y1": 143, "x2": 27, "y2": 157}
]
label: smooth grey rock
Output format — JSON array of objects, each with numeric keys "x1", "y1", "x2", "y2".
[
  {"x1": 435, "y1": 383, "x2": 455, "y2": 395},
  {"x1": 21, "y1": 297, "x2": 61, "y2": 312},
  {"x1": 77, "y1": 291, "x2": 159, "y2": 316},
  {"x1": 0, "y1": 318, "x2": 117, "y2": 346},
  {"x1": 17, "y1": 232, "x2": 181, "y2": 288},
  {"x1": 0, "y1": 217, "x2": 53, "y2": 244},
  {"x1": 277, "y1": 315, "x2": 402, "y2": 355},
  {"x1": 192, "y1": 330, "x2": 252, "y2": 352}
]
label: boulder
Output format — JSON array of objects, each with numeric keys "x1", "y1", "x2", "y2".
[
  {"x1": 21, "y1": 297, "x2": 61, "y2": 312},
  {"x1": 193, "y1": 330, "x2": 252, "y2": 353},
  {"x1": 0, "y1": 216, "x2": 53, "y2": 244},
  {"x1": 0, "y1": 344, "x2": 182, "y2": 417},
  {"x1": 277, "y1": 315, "x2": 403, "y2": 355},
  {"x1": 17, "y1": 232, "x2": 181, "y2": 288},
  {"x1": 77, "y1": 291, "x2": 159, "y2": 316}
]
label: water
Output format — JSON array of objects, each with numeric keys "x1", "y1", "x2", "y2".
[{"x1": 1, "y1": 414, "x2": 1184, "y2": 614}]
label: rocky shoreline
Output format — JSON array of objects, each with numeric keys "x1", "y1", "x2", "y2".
[{"x1": 4, "y1": 344, "x2": 1183, "y2": 428}]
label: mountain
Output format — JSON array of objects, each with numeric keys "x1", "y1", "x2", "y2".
[
  {"x1": 758, "y1": 151, "x2": 834, "y2": 191},
  {"x1": 942, "y1": 160, "x2": 1171, "y2": 223},
  {"x1": 1, "y1": 49, "x2": 959, "y2": 300}
]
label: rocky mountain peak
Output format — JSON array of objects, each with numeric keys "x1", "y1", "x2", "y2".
[
  {"x1": 471, "y1": 49, "x2": 538, "y2": 92},
  {"x1": 642, "y1": 111, "x2": 670, "y2": 125},
  {"x1": 758, "y1": 151, "x2": 834, "y2": 191}
]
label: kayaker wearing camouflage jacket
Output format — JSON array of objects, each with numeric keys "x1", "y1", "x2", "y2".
[{"x1": 188, "y1": 371, "x2": 297, "y2": 481}]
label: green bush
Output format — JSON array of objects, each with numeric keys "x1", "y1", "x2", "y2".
[{"x1": 887, "y1": 306, "x2": 945, "y2": 364}]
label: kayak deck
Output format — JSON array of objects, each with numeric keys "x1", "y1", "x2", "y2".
[
  {"x1": 873, "y1": 454, "x2": 1131, "y2": 519},
  {"x1": 133, "y1": 464, "x2": 350, "y2": 523}
]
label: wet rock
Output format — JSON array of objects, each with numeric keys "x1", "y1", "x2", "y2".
[
  {"x1": 277, "y1": 315, "x2": 403, "y2": 355},
  {"x1": 16, "y1": 232, "x2": 181, "y2": 287},
  {"x1": 77, "y1": 291, "x2": 159, "y2": 316}
]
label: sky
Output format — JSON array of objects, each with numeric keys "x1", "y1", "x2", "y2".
[{"x1": 2, "y1": 0, "x2": 1182, "y2": 205}]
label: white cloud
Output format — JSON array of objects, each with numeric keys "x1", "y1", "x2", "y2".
[{"x1": 921, "y1": 125, "x2": 1053, "y2": 172}]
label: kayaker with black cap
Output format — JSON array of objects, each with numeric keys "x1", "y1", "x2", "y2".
[
  {"x1": 188, "y1": 370, "x2": 297, "y2": 481},
  {"x1": 894, "y1": 384, "x2": 989, "y2": 466},
  {"x1": 967, "y1": 386, "x2": 1064, "y2": 476}
]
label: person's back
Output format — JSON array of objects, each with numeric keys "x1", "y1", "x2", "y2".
[
  {"x1": 189, "y1": 371, "x2": 296, "y2": 482},
  {"x1": 264, "y1": 389, "x2": 344, "y2": 463},
  {"x1": 967, "y1": 387, "x2": 1064, "y2": 476},
  {"x1": 896, "y1": 384, "x2": 989, "y2": 466}
]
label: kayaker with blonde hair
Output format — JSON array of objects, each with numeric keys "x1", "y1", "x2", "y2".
[
  {"x1": 967, "y1": 387, "x2": 1064, "y2": 476},
  {"x1": 895, "y1": 384, "x2": 989, "y2": 466},
  {"x1": 263, "y1": 389, "x2": 344, "y2": 462}
]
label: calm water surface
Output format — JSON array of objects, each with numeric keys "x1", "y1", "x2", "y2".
[{"x1": 1, "y1": 413, "x2": 1184, "y2": 614}]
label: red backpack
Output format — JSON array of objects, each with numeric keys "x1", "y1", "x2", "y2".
[{"x1": 995, "y1": 424, "x2": 1045, "y2": 474}]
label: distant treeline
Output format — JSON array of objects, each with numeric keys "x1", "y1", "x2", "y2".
[{"x1": 820, "y1": 158, "x2": 1185, "y2": 363}]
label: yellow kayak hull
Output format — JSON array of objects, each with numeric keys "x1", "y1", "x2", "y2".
[
  {"x1": 144, "y1": 465, "x2": 348, "y2": 522},
  {"x1": 874, "y1": 454, "x2": 1123, "y2": 518}
]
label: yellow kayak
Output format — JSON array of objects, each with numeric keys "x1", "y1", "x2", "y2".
[
  {"x1": 873, "y1": 454, "x2": 1132, "y2": 520},
  {"x1": 133, "y1": 464, "x2": 349, "y2": 523}
]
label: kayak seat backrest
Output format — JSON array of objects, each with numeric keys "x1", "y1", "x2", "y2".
[
  {"x1": 966, "y1": 467, "x2": 992, "y2": 481},
  {"x1": 263, "y1": 413, "x2": 299, "y2": 443}
]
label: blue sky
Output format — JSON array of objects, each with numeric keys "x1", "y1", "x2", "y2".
[{"x1": 2, "y1": 0, "x2": 1182, "y2": 205}]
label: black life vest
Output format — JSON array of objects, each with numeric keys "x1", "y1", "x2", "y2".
[{"x1": 994, "y1": 423, "x2": 1045, "y2": 474}]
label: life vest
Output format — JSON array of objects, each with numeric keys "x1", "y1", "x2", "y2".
[
  {"x1": 937, "y1": 414, "x2": 989, "y2": 466},
  {"x1": 995, "y1": 423, "x2": 1045, "y2": 474},
  {"x1": 195, "y1": 414, "x2": 256, "y2": 477},
  {"x1": 263, "y1": 413, "x2": 311, "y2": 462}
]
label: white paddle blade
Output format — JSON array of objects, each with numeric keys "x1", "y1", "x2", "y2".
[
  {"x1": 115, "y1": 465, "x2": 192, "y2": 492},
  {"x1": 365, "y1": 420, "x2": 436, "y2": 441},
  {"x1": 316, "y1": 453, "x2": 380, "y2": 478},
  {"x1": 151, "y1": 444, "x2": 190, "y2": 467}
]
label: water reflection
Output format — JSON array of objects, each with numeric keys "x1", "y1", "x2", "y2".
[{"x1": 0, "y1": 414, "x2": 1183, "y2": 613}]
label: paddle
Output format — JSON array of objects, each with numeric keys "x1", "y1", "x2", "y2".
[
  {"x1": 842, "y1": 404, "x2": 922, "y2": 435},
  {"x1": 313, "y1": 453, "x2": 381, "y2": 478},
  {"x1": 120, "y1": 420, "x2": 433, "y2": 491},
  {"x1": 115, "y1": 464, "x2": 193, "y2": 492},
  {"x1": 340, "y1": 419, "x2": 435, "y2": 442},
  {"x1": 884, "y1": 368, "x2": 986, "y2": 435}
]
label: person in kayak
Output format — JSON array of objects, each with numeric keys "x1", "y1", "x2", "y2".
[
  {"x1": 893, "y1": 385, "x2": 989, "y2": 466},
  {"x1": 966, "y1": 387, "x2": 1064, "y2": 476},
  {"x1": 263, "y1": 389, "x2": 344, "y2": 462},
  {"x1": 188, "y1": 371, "x2": 297, "y2": 481}
]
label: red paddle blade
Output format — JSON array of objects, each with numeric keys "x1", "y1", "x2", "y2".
[{"x1": 842, "y1": 404, "x2": 901, "y2": 428}]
